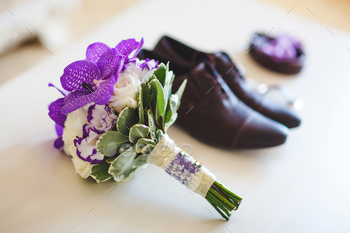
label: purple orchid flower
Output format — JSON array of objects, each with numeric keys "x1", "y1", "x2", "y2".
[
  {"x1": 48, "y1": 97, "x2": 67, "y2": 127},
  {"x1": 49, "y1": 38, "x2": 144, "y2": 152},
  {"x1": 54, "y1": 124, "x2": 64, "y2": 150},
  {"x1": 48, "y1": 84, "x2": 68, "y2": 150},
  {"x1": 86, "y1": 38, "x2": 144, "y2": 66},
  {"x1": 60, "y1": 38, "x2": 144, "y2": 114},
  {"x1": 86, "y1": 42, "x2": 111, "y2": 64}
]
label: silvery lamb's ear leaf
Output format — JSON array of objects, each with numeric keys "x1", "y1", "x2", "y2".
[
  {"x1": 90, "y1": 160, "x2": 113, "y2": 183},
  {"x1": 113, "y1": 167, "x2": 138, "y2": 182},
  {"x1": 163, "y1": 62, "x2": 174, "y2": 102},
  {"x1": 174, "y1": 79, "x2": 187, "y2": 109},
  {"x1": 117, "y1": 106, "x2": 138, "y2": 136},
  {"x1": 135, "y1": 138, "x2": 156, "y2": 153},
  {"x1": 153, "y1": 63, "x2": 167, "y2": 86},
  {"x1": 165, "y1": 112, "x2": 178, "y2": 133},
  {"x1": 147, "y1": 109, "x2": 157, "y2": 141},
  {"x1": 129, "y1": 124, "x2": 150, "y2": 143},
  {"x1": 164, "y1": 94, "x2": 179, "y2": 124},
  {"x1": 108, "y1": 146, "x2": 137, "y2": 178},
  {"x1": 165, "y1": 62, "x2": 172, "y2": 73},
  {"x1": 96, "y1": 131, "x2": 129, "y2": 157}
]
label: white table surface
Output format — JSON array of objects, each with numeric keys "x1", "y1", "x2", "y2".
[{"x1": 1, "y1": 0, "x2": 350, "y2": 232}]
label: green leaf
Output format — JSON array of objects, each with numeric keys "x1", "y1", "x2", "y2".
[
  {"x1": 141, "y1": 83, "x2": 153, "y2": 109},
  {"x1": 156, "y1": 129, "x2": 164, "y2": 142},
  {"x1": 153, "y1": 63, "x2": 167, "y2": 86},
  {"x1": 174, "y1": 79, "x2": 187, "y2": 108},
  {"x1": 165, "y1": 113, "x2": 178, "y2": 132},
  {"x1": 118, "y1": 142, "x2": 133, "y2": 154},
  {"x1": 133, "y1": 154, "x2": 148, "y2": 167},
  {"x1": 164, "y1": 79, "x2": 187, "y2": 132},
  {"x1": 164, "y1": 94, "x2": 179, "y2": 124},
  {"x1": 96, "y1": 131, "x2": 129, "y2": 156},
  {"x1": 142, "y1": 84, "x2": 153, "y2": 110},
  {"x1": 163, "y1": 62, "x2": 175, "y2": 103},
  {"x1": 113, "y1": 167, "x2": 138, "y2": 182},
  {"x1": 147, "y1": 109, "x2": 157, "y2": 141},
  {"x1": 142, "y1": 82, "x2": 153, "y2": 110},
  {"x1": 90, "y1": 160, "x2": 113, "y2": 183},
  {"x1": 135, "y1": 138, "x2": 156, "y2": 153},
  {"x1": 150, "y1": 79, "x2": 166, "y2": 128},
  {"x1": 116, "y1": 106, "x2": 138, "y2": 136},
  {"x1": 147, "y1": 75, "x2": 156, "y2": 84},
  {"x1": 137, "y1": 86, "x2": 144, "y2": 124},
  {"x1": 164, "y1": 110, "x2": 172, "y2": 126},
  {"x1": 129, "y1": 124, "x2": 150, "y2": 143},
  {"x1": 108, "y1": 146, "x2": 137, "y2": 177},
  {"x1": 164, "y1": 94, "x2": 179, "y2": 132},
  {"x1": 141, "y1": 144, "x2": 155, "y2": 155},
  {"x1": 106, "y1": 157, "x2": 115, "y2": 164}
]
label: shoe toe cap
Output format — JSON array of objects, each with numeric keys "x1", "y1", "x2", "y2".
[
  {"x1": 259, "y1": 96, "x2": 302, "y2": 128},
  {"x1": 232, "y1": 112, "x2": 289, "y2": 148},
  {"x1": 278, "y1": 109, "x2": 301, "y2": 128}
]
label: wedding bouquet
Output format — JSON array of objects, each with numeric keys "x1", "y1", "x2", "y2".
[{"x1": 48, "y1": 38, "x2": 242, "y2": 220}]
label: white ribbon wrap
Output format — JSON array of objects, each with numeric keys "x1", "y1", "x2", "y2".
[{"x1": 147, "y1": 135, "x2": 216, "y2": 197}]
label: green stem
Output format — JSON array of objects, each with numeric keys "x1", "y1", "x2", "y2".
[
  {"x1": 207, "y1": 196, "x2": 229, "y2": 221},
  {"x1": 207, "y1": 195, "x2": 230, "y2": 220},
  {"x1": 207, "y1": 191, "x2": 231, "y2": 216},
  {"x1": 220, "y1": 188, "x2": 241, "y2": 209},
  {"x1": 209, "y1": 189, "x2": 235, "y2": 210},
  {"x1": 204, "y1": 180, "x2": 242, "y2": 221},
  {"x1": 215, "y1": 181, "x2": 242, "y2": 202}
]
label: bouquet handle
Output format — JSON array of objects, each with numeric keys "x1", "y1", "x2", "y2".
[{"x1": 148, "y1": 135, "x2": 242, "y2": 220}]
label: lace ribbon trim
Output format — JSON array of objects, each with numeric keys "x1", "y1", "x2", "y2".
[
  {"x1": 148, "y1": 135, "x2": 216, "y2": 197},
  {"x1": 164, "y1": 152, "x2": 202, "y2": 189}
]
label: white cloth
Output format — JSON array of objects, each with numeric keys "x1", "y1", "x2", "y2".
[{"x1": 148, "y1": 135, "x2": 216, "y2": 197}]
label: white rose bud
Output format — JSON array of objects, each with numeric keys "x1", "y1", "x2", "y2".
[{"x1": 109, "y1": 69, "x2": 141, "y2": 113}]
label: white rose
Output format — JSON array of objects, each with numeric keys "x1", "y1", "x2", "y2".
[
  {"x1": 109, "y1": 69, "x2": 141, "y2": 113},
  {"x1": 62, "y1": 107, "x2": 92, "y2": 179}
]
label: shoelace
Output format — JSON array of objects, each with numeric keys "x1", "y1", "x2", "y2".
[{"x1": 208, "y1": 66, "x2": 229, "y2": 100}]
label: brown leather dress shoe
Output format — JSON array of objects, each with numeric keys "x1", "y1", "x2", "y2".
[
  {"x1": 139, "y1": 49, "x2": 288, "y2": 148},
  {"x1": 152, "y1": 36, "x2": 301, "y2": 128}
]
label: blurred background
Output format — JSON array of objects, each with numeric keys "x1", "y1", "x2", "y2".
[{"x1": 0, "y1": 0, "x2": 349, "y2": 86}]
